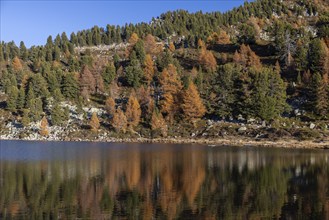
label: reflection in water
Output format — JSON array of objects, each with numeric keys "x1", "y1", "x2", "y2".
[{"x1": 0, "y1": 141, "x2": 329, "y2": 219}]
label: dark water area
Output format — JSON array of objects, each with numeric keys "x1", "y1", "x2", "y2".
[{"x1": 0, "y1": 140, "x2": 329, "y2": 219}]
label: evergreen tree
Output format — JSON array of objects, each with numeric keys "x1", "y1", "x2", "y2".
[
  {"x1": 51, "y1": 103, "x2": 64, "y2": 126},
  {"x1": 102, "y1": 62, "x2": 116, "y2": 86},
  {"x1": 17, "y1": 86, "x2": 26, "y2": 110},
  {"x1": 6, "y1": 86, "x2": 19, "y2": 111},
  {"x1": 312, "y1": 73, "x2": 329, "y2": 116},
  {"x1": 62, "y1": 73, "x2": 79, "y2": 100},
  {"x1": 21, "y1": 109, "x2": 30, "y2": 127},
  {"x1": 125, "y1": 54, "x2": 144, "y2": 88}
]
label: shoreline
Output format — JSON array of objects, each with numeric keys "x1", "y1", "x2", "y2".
[{"x1": 1, "y1": 136, "x2": 329, "y2": 149}]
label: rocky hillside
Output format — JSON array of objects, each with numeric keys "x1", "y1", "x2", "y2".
[{"x1": 0, "y1": 0, "x2": 328, "y2": 143}]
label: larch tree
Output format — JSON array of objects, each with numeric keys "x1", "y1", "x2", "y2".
[
  {"x1": 144, "y1": 34, "x2": 158, "y2": 55},
  {"x1": 181, "y1": 82, "x2": 206, "y2": 121},
  {"x1": 151, "y1": 110, "x2": 167, "y2": 137},
  {"x1": 79, "y1": 65, "x2": 96, "y2": 100},
  {"x1": 12, "y1": 56, "x2": 23, "y2": 72},
  {"x1": 199, "y1": 49, "x2": 217, "y2": 73},
  {"x1": 112, "y1": 108, "x2": 127, "y2": 133},
  {"x1": 169, "y1": 42, "x2": 175, "y2": 52},
  {"x1": 143, "y1": 54, "x2": 155, "y2": 85},
  {"x1": 39, "y1": 116, "x2": 49, "y2": 137},
  {"x1": 105, "y1": 96, "x2": 116, "y2": 117},
  {"x1": 89, "y1": 112, "x2": 100, "y2": 132},
  {"x1": 159, "y1": 64, "x2": 183, "y2": 122},
  {"x1": 125, "y1": 93, "x2": 142, "y2": 128}
]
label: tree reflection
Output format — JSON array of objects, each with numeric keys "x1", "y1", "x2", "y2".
[{"x1": 0, "y1": 146, "x2": 328, "y2": 219}]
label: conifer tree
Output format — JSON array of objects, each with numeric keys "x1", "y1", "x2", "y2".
[
  {"x1": 7, "y1": 86, "x2": 19, "y2": 111},
  {"x1": 105, "y1": 96, "x2": 116, "y2": 117},
  {"x1": 79, "y1": 65, "x2": 96, "y2": 99},
  {"x1": 17, "y1": 86, "x2": 26, "y2": 110},
  {"x1": 312, "y1": 73, "x2": 329, "y2": 116},
  {"x1": 159, "y1": 64, "x2": 183, "y2": 122},
  {"x1": 125, "y1": 93, "x2": 142, "y2": 128},
  {"x1": 51, "y1": 103, "x2": 64, "y2": 126},
  {"x1": 125, "y1": 54, "x2": 144, "y2": 88},
  {"x1": 62, "y1": 73, "x2": 79, "y2": 100},
  {"x1": 112, "y1": 108, "x2": 127, "y2": 133},
  {"x1": 21, "y1": 109, "x2": 30, "y2": 127},
  {"x1": 12, "y1": 56, "x2": 23, "y2": 72},
  {"x1": 169, "y1": 42, "x2": 175, "y2": 52},
  {"x1": 89, "y1": 112, "x2": 100, "y2": 132},
  {"x1": 151, "y1": 109, "x2": 167, "y2": 137},
  {"x1": 39, "y1": 116, "x2": 49, "y2": 137},
  {"x1": 143, "y1": 54, "x2": 155, "y2": 85},
  {"x1": 102, "y1": 62, "x2": 116, "y2": 86},
  {"x1": 182, "y1": 82, "x2": 206, "y2": 121}
]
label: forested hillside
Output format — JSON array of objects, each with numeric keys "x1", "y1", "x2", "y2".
[{"x1": 0, "y1": 0, "x2": 329, "y2": 141}]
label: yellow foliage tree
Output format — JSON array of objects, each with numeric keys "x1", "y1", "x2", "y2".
[
  {"x1": 143, "y1": 54, "x2": 155, "y2": 85},
  {"x1": 182, "y1": 82, "x2": 206, "y2": 121},
  {"x1": 199, "y1": 50, "x2": 217, "y2": 72},
  {"x1": 105, "y1": 96, "x2": 116, "y2": 116},
  {"x1": 128, "y1": 33, "x2": 139, "y2": 46},
  {"x1": 125, "y1": 93, "x2": 141, "y2": 128},
  {"x1": 159, "y1": 64, "x2": 183, "y2": 122},
  {"x1": 144, "y1": 34, "x2": 157, "y2": 55},
  {"x1": 169, "y1": 42, "x2": 175, "y2": 52},
  {"x1": 89, "y1": 112, "x2": 100, "y2": 132},
  {"x1": 39, "y1": 116, "x2": 49, "y2": 137},
  {"x1": 12, "y1": 56, "x2": 23, "y2": 72},
  {"x1": 112, "y1": 108, "x2": 127, "y2": 133},
  {"x1": 151, "y1": 110, "x2": 167, "y2": 137}
]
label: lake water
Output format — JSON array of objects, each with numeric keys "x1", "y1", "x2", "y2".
[{"x1": 0, "y1": 140, "x2": 329, "y2": 219}]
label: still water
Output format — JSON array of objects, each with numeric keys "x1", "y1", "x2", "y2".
[{"x1": 0, "y1": 140, "x2": 328, "y2": 219}]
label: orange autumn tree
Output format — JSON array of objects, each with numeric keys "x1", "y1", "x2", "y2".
[
  {"x1": 12, "y1": 56, "x2": 23, "y2": 72},
  {"x1": 89, "y1": 112, "x2": 100, "y2": 132},
  {"x1": 233, "y1": 44, "x2": 262, "y2": 69},
  {"x1": 159, "y1": 64, "x2": 183, "y2": 122},
  {"x1": 143, "y1": 54, "x2": 155, "y2": 85},
  {"x1": 144, "y1": 34, "x2": 158, "y2": 55},
  {"x1": 39, "y1": 116, "x2": 49, "y2": 136},
  {"x1": 151, "y1": 109, "x2": 167, "y2": 137},
  {"x1": 182, "y1": 82, "x2": 206, "y2": 121},
  {"x1": 125, "y1": 93, "x2": 142, "y2": 128},
  {"x1": 112, "y1": 108, "x2": 127, "y2": 133},
  {"x1": 168, "y1": 42, "x2": 175, "y2": 52},
  {"x1": 198, "y1": 39, "x2": 217, "y2": 72},
  {"x1": 105, "y1": 96, "x2": 116, "y2": 117}
]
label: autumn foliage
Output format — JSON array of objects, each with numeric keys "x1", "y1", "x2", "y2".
[
  {"x1": 143, "y1": 54, "x2": 155, "y2": 85},
  {"x1": 112, "y1": 108, "x2": 128, "y2": 133},
  {"x1": 39, "y1": 116, "x2": 49, "y2": 137},
  {"x1": 182, "y1": 82, "x2": 206, "y2": 121},
  {"x1": 105, "y1": 96, "x2": 116, "y2": 116},
  {"x1": 233, "y1": 44, "x2": 262, "y2": 69},
  {"x1": 125, "y1": 93, "x2": 142, "y2": 128},
  {"x1": 12, "y1": 56, "x2": 23, "y2": 72},
  {"x1": 89, "y1": 112, "x2": 100, "y2": 132},
  {"x1": 151, "y1": 110, "x2": 167, "y2": 137}
]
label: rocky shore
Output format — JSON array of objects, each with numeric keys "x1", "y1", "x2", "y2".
[{"x1": 1, "y1": 135, "x2": 328, "y2": 149}]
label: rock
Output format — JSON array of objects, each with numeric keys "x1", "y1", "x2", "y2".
[
  {"x1": 262, "y1": 121, "x2": 266, "y2": 127},
  {"x1": 191, "y1": 133, "x2": 196, "y2": 137},
  {"x1": 238, "y1": 126, "x2": 247, "y2": 132},
  {"x1": 247, "y1": 118, "x2": 256, "y2": 123},
  {"x1": 310, "y1": 123, "x2": 316, "y2": 129},
  {"x1": 238, "y1": 114, "x2": 245, "y2": 121}
]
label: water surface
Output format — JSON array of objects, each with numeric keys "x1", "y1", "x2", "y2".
[{"x1": 1, "y1": 140, "x2": 329, "y2": 219}]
